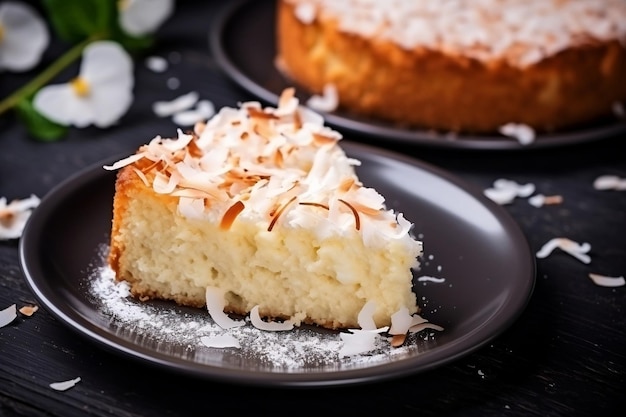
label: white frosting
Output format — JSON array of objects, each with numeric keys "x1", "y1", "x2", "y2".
[
  {"x1": 105, "y1": 89, "x2": 420, "y2": 250},
  {"x1": 286, "y1": 0, "x2": 626, "y2": 67}
]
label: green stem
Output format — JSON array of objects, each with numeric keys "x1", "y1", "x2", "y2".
[{"x1": 0, "y1": 34, "x2": 103, "y2": 115}]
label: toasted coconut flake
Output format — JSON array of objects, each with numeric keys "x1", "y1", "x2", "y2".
[
  {"x1": 299, "y1": 202, "x2": 329, "y2": 210},
  {"x1": 0, "y1": 304, "x2": 17, "y2": 328},
  {"x1": 275, "y1": 87, "x2": 299, "y2": 116},
  {"x1": 357, "y1": 300, "x2": 377, "y2": 330},
  {"x1": 131, "y1": 168, "x2": 150, "y2": 187},
  {"x1": 588, "y1": 273, "x2": 625, "y2": 287},
  {"x1": 103, "y1": 153, "x2": 145, "y2": 171},
  {"x1": 249, "y1": 306, "x2": 295, "y2": 331},
  {"x1": 536, "y1": 237, "x2": 591, "y2": 264},
  {"x1": 104, "y1": 89, "x2": 419, "y2": 251},
  {"x1": 529, "y1": 194, "x2": 563, "y2": 207},
  {"x1": 205, "y1": 287, "x2": 245, "y2": 329},
  {"x1": 200, "y1": 334, "x2": 241, "y2": 348},
  {"x1": 49, "y1": 377, "x2": 81, "y2": 392},
  {"x1": 0, "y1": 195, "x2": 40, "y2": 240},
  {"x1": 339, "y1": 177, "x2": 355, "y2": 193},
  {"x1": 220, "y1": 201, "x2": 245, "y2": 230},
  {"x1": 247, "y1": 107, "x2": 279, "y2": 120},
  {"x1": 18, "y1": 305, "x2": 38, "y2": 316},
  {"x1": 338, "y1": 199, "x2": 360, "y2": 230},
  {"x1": 390, "y1": 334, "x2": 407, "y2": 347},
  {"x1": 312, "y1": 132, "x2": 338, "y2": 146},
  {"x1": 268, "y1": 196, "x2": 297, "y2": 231}
]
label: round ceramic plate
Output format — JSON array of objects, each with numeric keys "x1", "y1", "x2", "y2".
[
  {"x1": 20, "y1": 142, "x2": 535, "y2": 387},
  {"x1": 209, "y1": 0, "x2": 626, "y2": 150}
]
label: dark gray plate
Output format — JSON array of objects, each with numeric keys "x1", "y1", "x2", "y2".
[
  {"x1": 209, "y1": 0, "x2": 626, "y2": 150},
  {"x1": 19, "y1": 141, "x2": 535, "y2": 387}
]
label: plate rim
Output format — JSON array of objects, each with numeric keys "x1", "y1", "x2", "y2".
[
  {"x1": 19, "y1": 141, "x2": 536, "y2": 387},
  {"x1": 208, "y1": 0, "x2": 626, "y2": 151}
]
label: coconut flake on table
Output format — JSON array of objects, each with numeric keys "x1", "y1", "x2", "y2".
[
  {"x1": 0, "y1": 304, "x2": 17, "y2": 328},
  {"x1": 306, "y1": 83, "x2": 339, "y2": 113},
  {"x1": 145, "y1": 55, "x2": 168, "y2": 72},
  {"x1": 49, "y1": 377, "x2": 81, "y2": 392},
  {"x1": 0, "y1": 194, "x2": 40, "y2": 240},
  {"x1": 499, "y1": 123, "x2": 536, "y2": 145},
  {"x1": 588, "y1": 273, "x2": 625, "y2": 288},
  {"x1": 484, "y1": 179, "x2": 535, "y2": 205},
  {"x1": 172, "y1": 100, "x2": 215, "y2": 126},
  {"x1": 18, "y1": 305, "x2": 38, "y2": 316},
  {"x1": 152, "y1": 91, "x2": 199, "y2": 117},
  {"x1": 593, "y1": 175, "x2": 626, "y2": 191},
  {"x1": 249, "y1": 305, "x2": 295, "y2": 331},
  {"x1": 536, "y1": 237, "x2": 591, "y2": 264},
  {"x1": 200, "y1": 334, "x2": 241, "y2": 348},
  {"x1": 528, "y1": 194, "x2": 563, "y2": 207}
]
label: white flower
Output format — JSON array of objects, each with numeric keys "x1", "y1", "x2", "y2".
[
  {"x1": 118, "y1": 0, "x2": 174, "y2": 37},
  {"x1": 0, "y1": 1, "x2": 49, "y2": 72},
  {"x1": 0, "y1": 194, "x2": 40, "y2": 240},
  {"x1": 33, "y1": 41, "x2": 134, "y2": 128}
]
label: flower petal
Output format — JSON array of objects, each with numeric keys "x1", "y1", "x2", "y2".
[
  {"x1": 119, "y1": 0, "x2": 174, "y2": 36},
  {"x1": 0, "y1": 2, "x2": 49, "y2": 71},
  {"x1": 33, "y1": 84, "x2": 92, "y2": 127},
  {"x1": 81, "y1": 41, "x2": 134, "y2": 86},
  {"x1": 33, "y1": 41, "x2": 134, "y2": 128}
]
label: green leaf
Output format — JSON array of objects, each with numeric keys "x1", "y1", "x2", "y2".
[
  {"x1": 15, "y1": 99, "x2": 69, "y2": 142},
  {"x1": 111, "y1": 27, "x2": 155, "y2": 53},
  {"x1": 42, "y1": 0, "x2": 116, "y2": 42}
]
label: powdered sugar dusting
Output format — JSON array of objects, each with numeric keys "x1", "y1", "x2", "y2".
[{"x1": 87, "y1": 244, "x2": 440, "y2": 372}]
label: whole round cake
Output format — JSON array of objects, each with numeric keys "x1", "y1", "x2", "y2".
[{"x1": 276, "y1": 0, "x2": 626, "y2": 134}]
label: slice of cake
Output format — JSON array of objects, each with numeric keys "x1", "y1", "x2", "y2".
[
  {"x1": 104, "y1": 88, "x2": 422, "y2": 330},
  {"x1": 276, "y1": 0, "x2": 626, "y2": 134}
]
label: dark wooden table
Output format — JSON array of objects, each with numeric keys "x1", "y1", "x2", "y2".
[{"x1": 1, "y1": 2, "x2": 625, "y2": 416}]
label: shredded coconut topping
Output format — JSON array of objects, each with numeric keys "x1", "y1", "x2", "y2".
[
  {"x1": 104, "y1": 88, "x2": 419, "y2": 249},
  {"x1": 287, "y1": 0, "x2": 626, "y2": 67}
]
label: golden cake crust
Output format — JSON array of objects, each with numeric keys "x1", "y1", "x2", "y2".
[{"x1": 276, "y1": 0, "x2": 626, "y2": 134}]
